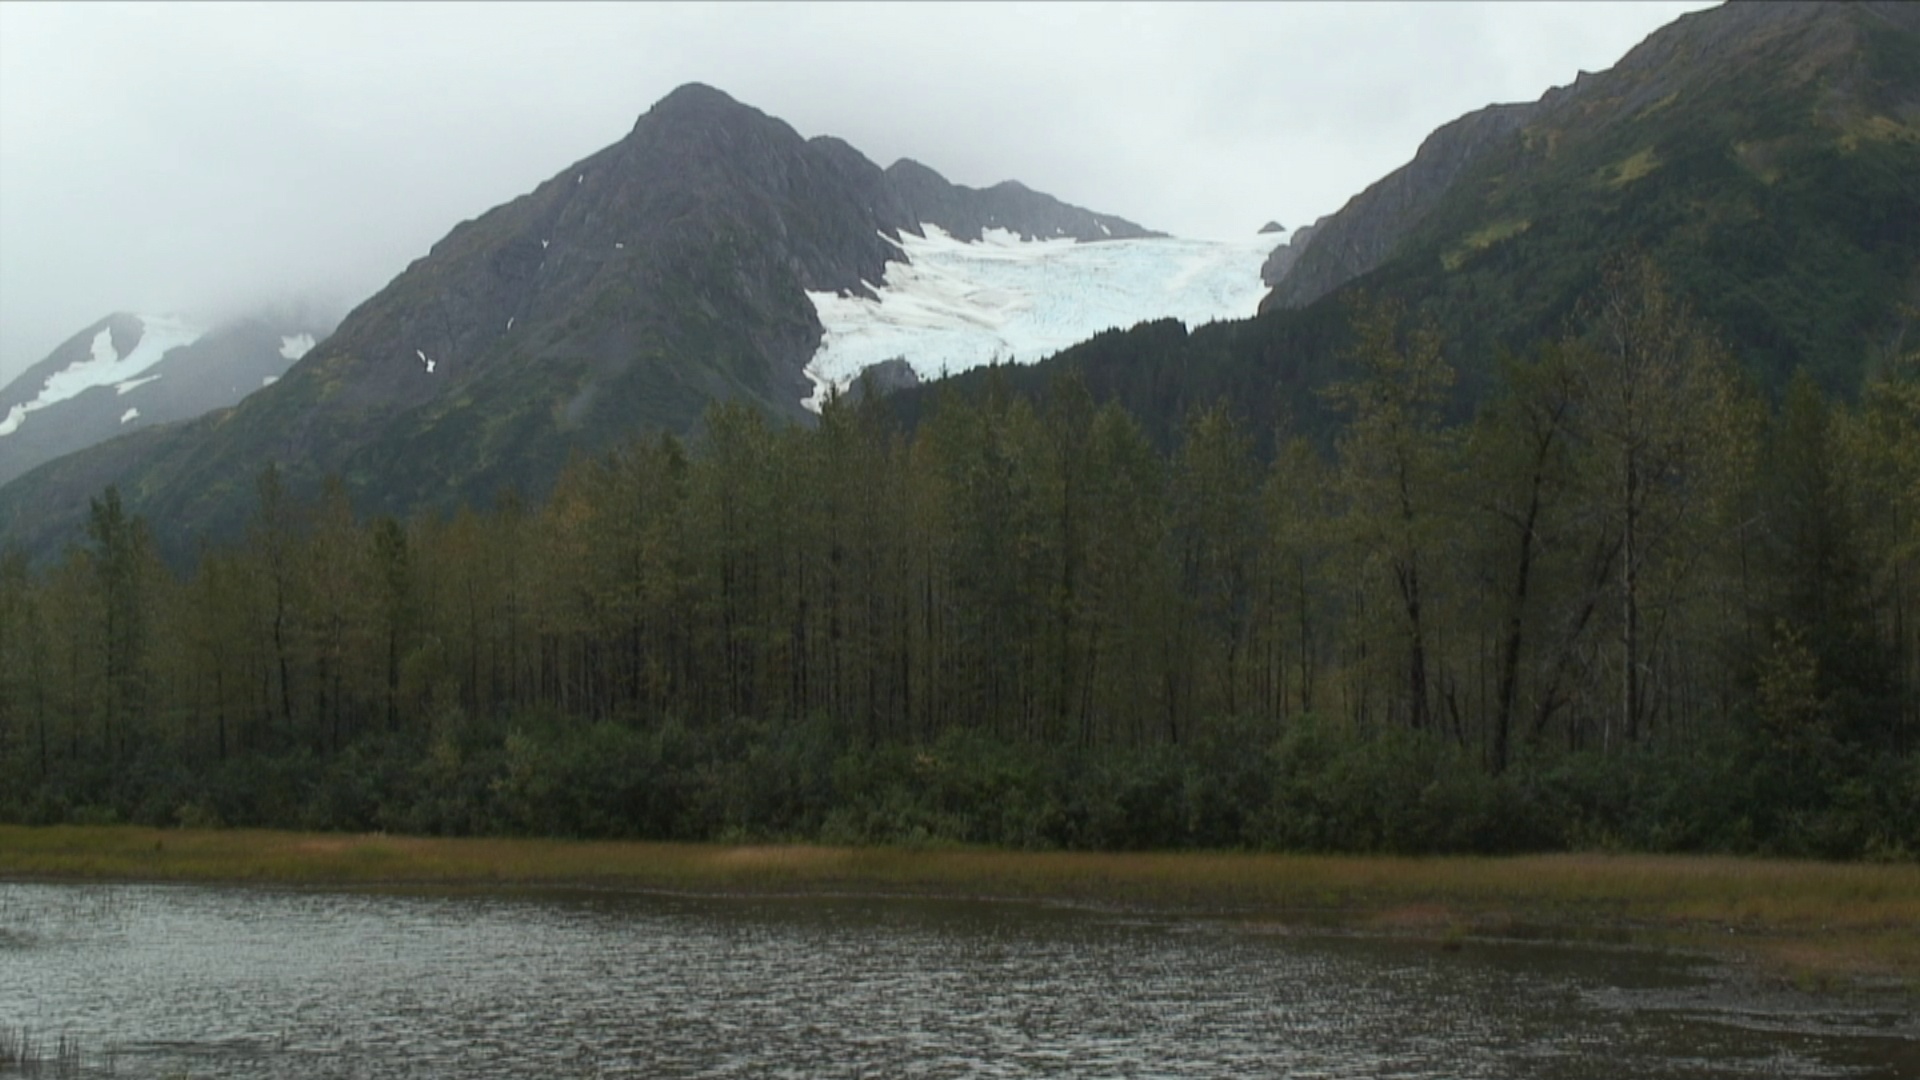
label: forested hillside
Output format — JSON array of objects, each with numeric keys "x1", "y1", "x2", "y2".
[
  {"x1": 912, "y1": 0, "x2": 1920, "y2": 460},
  {"x1": 3, "y1": 259, "x2": 1913, "y2": 856}
]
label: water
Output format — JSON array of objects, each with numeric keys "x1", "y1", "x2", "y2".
[{"x1": 1, "y1": 881, "x2": 1914, "y2": 1078}]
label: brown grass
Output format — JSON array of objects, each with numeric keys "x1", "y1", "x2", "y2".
[{"x1": 3, "y1": 826, "x2": 1914, "y2": 990}]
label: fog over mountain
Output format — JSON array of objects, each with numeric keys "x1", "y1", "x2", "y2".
[{"x1": 0, "y1": 1, "x2": 1714, "y2": 387}]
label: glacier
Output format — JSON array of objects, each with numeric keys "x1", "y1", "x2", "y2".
[
  {"x1": 0, "y1": 314, "x2": 201, "y2": 437},
  {"x1": 802, "y1": 225, "x2": 1281, "y2": 412}
]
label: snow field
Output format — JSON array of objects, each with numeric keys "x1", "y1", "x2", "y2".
[{"x1": 0, "y1": 314, "x2": 201, "y2": 437}]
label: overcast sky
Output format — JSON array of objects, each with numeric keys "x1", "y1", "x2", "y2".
[{"x1": 0, "y1": 1, "x2": 1718, "y2": 387}]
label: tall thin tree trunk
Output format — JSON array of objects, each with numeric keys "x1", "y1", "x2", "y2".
[{"x1": 1622, "y1": 453, "x2": 1641, "y2": 747}]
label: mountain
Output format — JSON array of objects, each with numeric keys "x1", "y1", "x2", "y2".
[
  {"x1": 895, "y1": 0, "x2": 1920, "y2": 447},
  {"x1": 1263, "y1": 0, "x2": 1920, "y2": 393},
  {"x1": 0, "y1": 309, "x2": 335, "y2": 489},
  {"x1": 0, "y1": 83, "x2": 1266, "y2": 563}
]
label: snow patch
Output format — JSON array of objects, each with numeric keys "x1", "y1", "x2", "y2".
[
  {"x1": 541, "y1": 239, "x2": 550, "y2": 249},
  {"x1": 506, "y1": 317, "x2": 515, "y2": 331},
  {"x1": 279, "y1": 333, "x2": 315, "y2": 361},
  {"x1": 803, "y1": 225, "x2": 1278, "y2": 412},
  {"x1": 114, "y1": 374, "x2": 162, "y2": 395},
  {"x1": 262, "y1": 375, "x2": 279, "y2": 387},
  {"x1": 803, "y1": 366, "x2": 838, "y2": 411},
  {"x1": 120, "y1": 407, "x2": 140, "y2": 425},
  {"x1": 415, "y1": 348, "x2": 436, "y2": 375},
  {"x1": 0, "y1": 314, "x2": 201, "y2": 437}
]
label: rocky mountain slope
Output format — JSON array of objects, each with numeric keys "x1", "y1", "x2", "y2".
[
  {"x1": 1263, "y1": 0, "x2": 1920, "y2": 373},
  {"x1": 1260, "y1": 102, "x2": 1537, "y2": 310},
  {"x1": 0, "y1": 310, "x2": 334, "y2": 488}
]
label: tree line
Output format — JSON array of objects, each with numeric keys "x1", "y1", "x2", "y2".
[{"x1": 1, "y1": 257, "x2": 1915, "y2": 855}]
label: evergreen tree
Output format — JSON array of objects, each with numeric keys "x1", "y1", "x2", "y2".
[{"x1": 84, "y1": 487, "x2": 158, "y2": 759}]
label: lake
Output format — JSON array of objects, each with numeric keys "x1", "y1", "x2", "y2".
[{"x1": 2, "y1": 880, "x2": 1914, "y2": 1078}]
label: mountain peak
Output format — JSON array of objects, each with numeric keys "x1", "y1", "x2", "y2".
[
  {"x1": 646, "y1": 81, "x2": 743, "y2": 117},
  {"x1": 629, "y1": 83, "x2": 770, "y2": 139}
]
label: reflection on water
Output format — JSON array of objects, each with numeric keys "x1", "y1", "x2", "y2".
[{"x1": 1, "y1": 880, "x2": 1913, "y2": 1079}]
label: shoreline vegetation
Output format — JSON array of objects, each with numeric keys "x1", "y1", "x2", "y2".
[
  {"x1": 4, "y1": 825, "x2": 1915, "y2": 995},
  {"x1": 4, "y1": 262, "x2": 1916, "y2": 1037}
]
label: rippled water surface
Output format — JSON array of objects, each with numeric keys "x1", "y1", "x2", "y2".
[{"x1": 2, "y1": 881, "x2": 1914, "y2": 1078}]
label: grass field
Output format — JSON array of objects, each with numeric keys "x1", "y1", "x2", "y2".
[{"x1": 2, "y1": 825, "x2": 1914, "y2": 992}]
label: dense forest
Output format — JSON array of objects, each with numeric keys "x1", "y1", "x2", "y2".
[{"x1": 2, "y1": 258, "x2": 1915, "y2": 857}]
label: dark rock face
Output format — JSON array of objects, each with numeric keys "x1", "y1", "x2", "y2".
[
  {"x1": 886, "y1": 159, "x2": 1161, "y2": 243},
  {"x1": 842, "y1": 357, "x2": 922, "y2": 402},
  {"x1": 1259, "y1": 220, "x2": 1322, "y2": 290},
  {"x1": 0, "y1": 82, "x2": 1161, "y2": 561},
  {"x1": 312, "y1": 83, "x2": 912, "y2": 424},
  {"x1": 1260, "y1": 103, "x2": 1537, "y2": 311},
  {"x1": 1258, "y1": 221, "x2": 1286, "y2": 234}
]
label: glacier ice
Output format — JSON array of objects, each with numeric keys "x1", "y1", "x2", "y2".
[{"x1": 802, "y1": 225, "x2": 1277, "y2": 412}]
